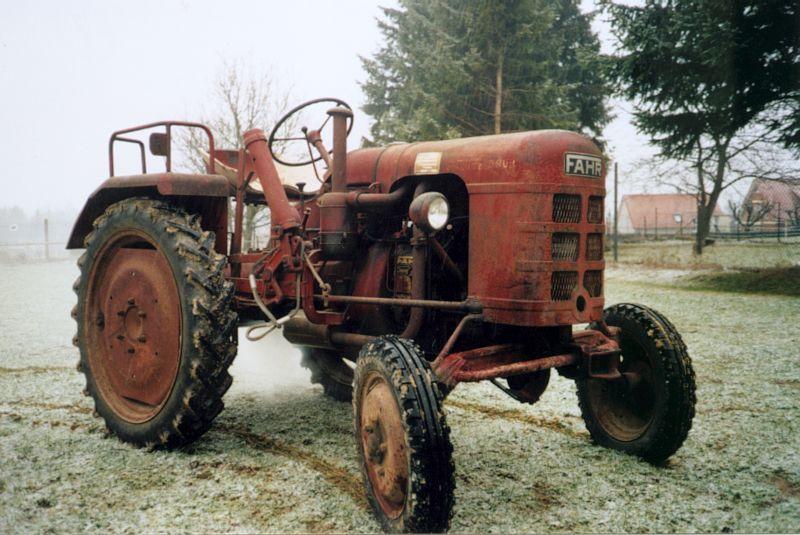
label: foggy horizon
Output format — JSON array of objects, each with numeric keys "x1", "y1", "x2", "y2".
[{"x1": 0, "y1": 0, "x2": 661, "y2": 217}]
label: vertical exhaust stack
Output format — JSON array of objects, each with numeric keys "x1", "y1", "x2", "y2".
[
  {"x1": 328, "y1": 107, "x2": 352, "y2": 193},
  {"x1": 243, "y1": 129, "x2": 302, "y2": 232},
  {"x1": 318, "y1": 107, "x2": 357, "y2": 259}
]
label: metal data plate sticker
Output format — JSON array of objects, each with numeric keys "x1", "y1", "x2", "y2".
[
  {"x1": 564, "y1": 152, "x2": 602, "y2": 178},
  {"x1": 414, "y1": 152, "x2": 442, "y2": 175}
]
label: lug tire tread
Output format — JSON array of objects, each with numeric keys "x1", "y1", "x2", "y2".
[
  {"x1": 73, "y1": 198, "x2": 237, "y2": 449},
  {"x1": 354, "y1": 335, "x2": 455, "y2": 533},
  {"x1": 578, "y1": 303, "x2": 696, "y2": 464}
]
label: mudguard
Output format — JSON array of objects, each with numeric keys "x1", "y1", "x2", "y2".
[{"x1": 66, "y1": 173, "x2": 231, "y2": 250}]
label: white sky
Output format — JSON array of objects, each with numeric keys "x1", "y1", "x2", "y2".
[{"x1": 0, "y1": 0, "x2": 654, "y2": 213}]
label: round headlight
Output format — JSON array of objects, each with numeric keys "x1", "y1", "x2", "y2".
[
  {"x1": 426, "y1": 195, "x2": 449, "y2": 230},
  {"x1": 409, "y1": 191, "x2": 450, "y2": 233}
]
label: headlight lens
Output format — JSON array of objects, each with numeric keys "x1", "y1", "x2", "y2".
[
  {"x1": 427, "y1": 196, "x2": 449, "y2": 230},
  {"x1": 408, "y1": 191, "x2": 450, "y2": 233}
]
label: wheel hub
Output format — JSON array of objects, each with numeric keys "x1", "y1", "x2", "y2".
[
  {"x1": 360, "y1": 373, "x2": 409, "y2": 519},
  {"x1": 587, "y1": 346, "x2": 657, "y2": 441},
  {"x1": 86, "y1": 239, "x2": 181, "y2": 422}
]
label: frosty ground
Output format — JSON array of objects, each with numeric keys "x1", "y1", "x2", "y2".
[{"x1": 0, "y1": 252, "x2": 798, "y2": 533}]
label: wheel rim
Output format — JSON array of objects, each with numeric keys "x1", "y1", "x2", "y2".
[
  {"x1": 585, "y1": 336, "x2": 658, "y2": 442},
  {"x1": 359, "y1": 371, "x2": 409, "y2": 520},
  {"x1": 84, "y1": 230, "x2": 182, "y2": 423}
]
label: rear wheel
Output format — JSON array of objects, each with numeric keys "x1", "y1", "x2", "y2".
[
  {"x1": 72, "y1": 198, "x2": 237, "y2": 449},
  {"x1": 576, "y1": 303, "x2": 696, "y2": 464},
  {"x1": 354, "y1": 336, "x2": 454, "y2": 533},
  {"x1": 300, "y1": 347, "x2": 354, "y2": 402}
]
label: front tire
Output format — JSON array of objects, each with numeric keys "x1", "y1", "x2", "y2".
[
  {"x1": 354, "y1": 336, "x2": 455, "y2": 533},
  {"x1": 576, "y1": 303, "x2": 696, "y2": 464},
  {"x1": 72, "y1": 198, "x2": 237, "y2": 449}
]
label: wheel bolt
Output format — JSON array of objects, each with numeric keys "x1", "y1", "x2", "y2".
[
  {"x1": 117, "y1": 310, "x2": 125, "y2": 317},
  {"x1": 116, "y1": 334, "x2": 125, "y2": 341},
  {"x1": 137, "y1": 335, "x2": 147, "y2": 343},
  {"x1": 137, "y1": 311, "x2": 146, "y2": 319},
  {"x1": 127, "y1": 348, "x2": 135, "y2": 354},
  {"x1": 127, "y1": 298, "x2": 135, "y2": 305}
]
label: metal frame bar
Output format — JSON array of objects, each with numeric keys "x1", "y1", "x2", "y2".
[{"x1": 108, "y1": 120, "x2": 216, "y2": 177}]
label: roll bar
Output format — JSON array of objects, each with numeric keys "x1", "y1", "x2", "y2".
[{"x1": 108, "y1": 121, "x2": 216, "y2": 177}]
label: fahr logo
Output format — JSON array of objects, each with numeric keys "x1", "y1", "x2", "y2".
[{"x1": 564, "y1": 153, "x2": 602, "y2": 178}]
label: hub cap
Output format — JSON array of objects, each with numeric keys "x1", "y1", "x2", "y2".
[
  {"x1": 585, "y1": 337, "x2": 657, "y2": 442},
  {"x1": 359, "y1": 372, "x2": 409, "y2": 519},
  {"x1": 85, "y1": 232, "x2": 181, "y2": 423}
]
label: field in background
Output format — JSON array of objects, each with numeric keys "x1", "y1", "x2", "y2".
[
  {"x1": 613, "y1": 239, "x2": 800, "y2": 270},
  {"x1": 0, "y1": 259, "x2": 798, "y2": 533}
]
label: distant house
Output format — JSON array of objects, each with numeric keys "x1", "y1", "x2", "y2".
[
  {"x1": 742, "y1": 179, "x2": 800, "y2": 227},
  {"x1": 617, "y1": 194, "x2": 729, "y2": 236}
]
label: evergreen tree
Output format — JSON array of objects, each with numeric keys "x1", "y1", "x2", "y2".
[
  {"x1": 604, "y1": 0, "x2": 800, "y2": 254},
  {"x1": 361, "y1": 0, "x2": 610, "y2": 144}
]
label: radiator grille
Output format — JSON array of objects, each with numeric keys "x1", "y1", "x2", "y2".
[
  {"x1": 551, "y1": 233, "x2": 580, "y2": 261},
  {"x1": 584, "y1": 270, "x2": 603, "y2": 297},
  {"x1": 551, "y1": 271, "x2": 578, "y2": 301},
  {"x1": 586, "y1": 233, "x2": 603, "y2": 261},
  {"x1": 552, "y1": 194, "x2": 581, "y2": 223},
  {"x1": 588, "y1": 196, "x2": 604, "y2": 223}
]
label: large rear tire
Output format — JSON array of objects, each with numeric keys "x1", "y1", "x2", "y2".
[
  {"x1": 576, "y1": 303, "x2": 696, "y2": 464},
  {"x1": 72, "y1": 198, "x2": 237, "y2": 449},
  {"x1": 354, "y1": 336, "x2": 455, "y2": 533}
]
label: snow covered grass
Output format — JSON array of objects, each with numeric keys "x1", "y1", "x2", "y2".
[
  {"x1": 616, "y1": 239, "x2": 800, "y2": 270},
  {"x1": 0, "y1": 260, "x2": 798, "y2": 532}
]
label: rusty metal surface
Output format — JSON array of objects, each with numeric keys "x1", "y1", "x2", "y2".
[
  {"x1": 434, "y1": 344, "x2": 580, "y2": 385},
  {"x1": 244, "y1": 129, "x2": 302, "y2": 231},
  {"x1": 109, "y1": 120, "x2": 216, "y2": 177},
  {"x1": 66, "y1": 174, "x2": 230, "y2": 250},
  {"x1": 432, "y1": 327, "x2": 621, "y2": 386},
  {"x1": 359, "y1": 371, "x2": 409, "y2": 519},
  {"x1": 344, "y1": 130, "x2": 606, "y2": 327},
  {"x1": 85, "y1": 237, "x2": 180, "y2": 422},
  {"x1": 582, "y1": 333, "x2": 657, "y2": 441},
  {"x1": 317, "y1": 293, "x2": 481, "y2": 312},
  {"x1": 329, "y1": 107, "x2": 352, "y2": 193}
]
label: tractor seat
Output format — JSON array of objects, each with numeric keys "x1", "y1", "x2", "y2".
[{"x1": 202, "y1": 150, "x2": 320, "y2": 202}]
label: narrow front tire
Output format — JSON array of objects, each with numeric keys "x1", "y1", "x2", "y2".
[
  {"x1": 576, "y1": 303, "x2": 696, "y2": 464},
  {"x1": 354, "y1": 336, "x2": 455, "y2": 533}
]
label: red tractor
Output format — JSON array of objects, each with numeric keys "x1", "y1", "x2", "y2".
[{"x1": 69, "y1": 98, "x2": 696, "y2": 532}]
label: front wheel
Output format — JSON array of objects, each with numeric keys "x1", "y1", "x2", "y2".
[
  {"x1": 576, "y1": 303, "x2": 696, "y2": 464},
  {"x1": 354, "y1": 336, "x2": 454, "y2": 533}
]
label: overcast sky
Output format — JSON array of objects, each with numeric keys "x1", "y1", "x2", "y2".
[{"x1": 0, "y1": 0, "x2": 654, "y2": 213}]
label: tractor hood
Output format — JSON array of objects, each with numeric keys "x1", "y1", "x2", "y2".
[{"x1": 345, "y1": 130, "x2": 605, "y2": 190}]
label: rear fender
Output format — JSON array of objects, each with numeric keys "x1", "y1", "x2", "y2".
[{"x1": 67, "y1": 173, "x2": 232, "y2": 253}]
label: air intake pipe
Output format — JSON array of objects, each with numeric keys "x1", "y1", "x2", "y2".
[{"x1": 243, "y1": 129, "x2": 302, "y2": 231}]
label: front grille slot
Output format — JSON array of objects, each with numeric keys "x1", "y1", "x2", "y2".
[
  {"x1": 588, "y1": 196, "x2": 604, "y2": 223},
  {"x1": 551, "y1": 271, "x2": 578, "y2": 301},
  {"x1": 552, "y1": 194, "x2": 581, "y2": 223},
  {"x1": 586, "y1": 233, "x2": 603, "y2": 261},
  {"x1": 584, "y1": 270, "x2": 603, "y2": 297},
  {"x1": 551, "y1": 233, "x2": 579, "y2": 261}
]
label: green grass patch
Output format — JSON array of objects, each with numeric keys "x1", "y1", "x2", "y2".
[
  {"x1": 681, "y1": 266, "x2": 800, "y2": 297},
  {"x1": 615, "y1": 240, "x2": 800, "y2": 270}
]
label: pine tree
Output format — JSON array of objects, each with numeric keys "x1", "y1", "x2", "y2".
[{"x1": 361, "y1": 0, "x2": 610, "y2": 144}]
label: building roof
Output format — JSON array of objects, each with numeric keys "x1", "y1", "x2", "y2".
[
  {"x1": 743, "y1": 179, "x2": 800, "y2": 219},
  {"x1": 620, "y1": 194, "x2": 725, "y2": 230}
]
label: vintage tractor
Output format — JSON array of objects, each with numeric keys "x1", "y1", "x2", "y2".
[{"x1": 69, "y1": 98, "x2": 696, "y2": 532}]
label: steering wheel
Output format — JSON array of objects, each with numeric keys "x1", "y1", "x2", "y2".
[{"x1": 268, "y1": 97, "x2": 353, "y2": 167}]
